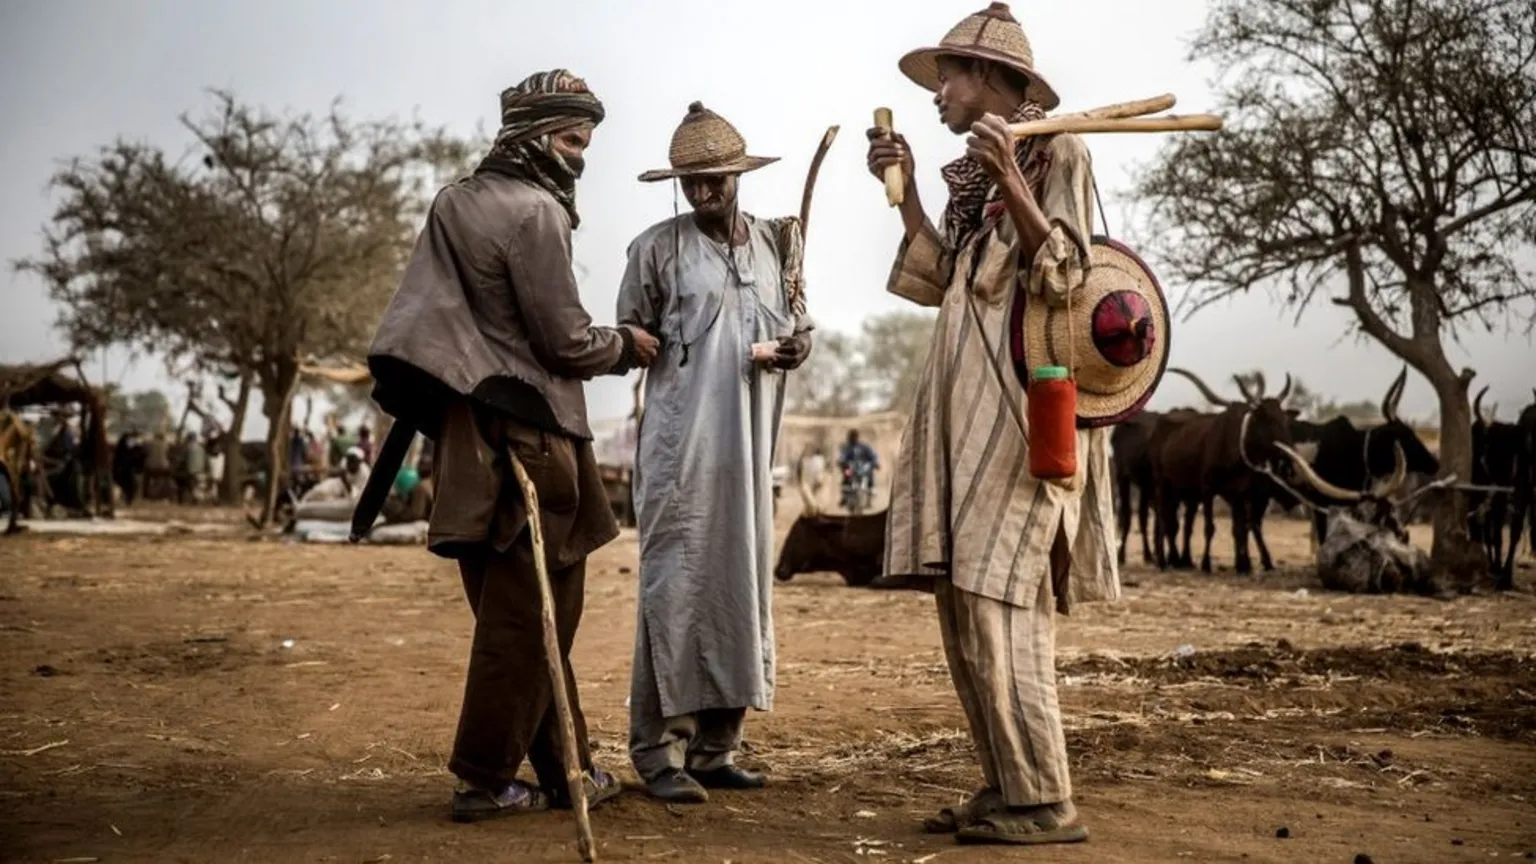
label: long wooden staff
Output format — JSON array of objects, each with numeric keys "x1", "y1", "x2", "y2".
[
  {"x1": 508, "y1": 453, "x2": 596, "y2": 863},
  {"x1": 799, "y1": 125, "x2": 840, "y2": 236},
  {"x1": 1007, "y1": 93, "x2": 1222, "y2": 138}
]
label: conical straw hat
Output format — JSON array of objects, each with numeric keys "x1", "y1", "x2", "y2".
[
  {"x1": 638, "y1": 101, "x2": 780, "y2": 182},
  {"x1": 899, "y1": 2, "x2": 1060, "y2": 110}
]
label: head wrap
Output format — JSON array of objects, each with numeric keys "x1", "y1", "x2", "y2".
[
  {"x1": 475, "y1": 69, "x2": 606, "y2": 227},
  {"x1": 939, "y1": 99, "x2": 1046, "y2": 252}
]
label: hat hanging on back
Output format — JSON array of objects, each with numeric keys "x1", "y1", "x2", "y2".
[
  {"x1": 638, "y1": 102, "x2": 780, "y2": 182},
  {"x1": 1009, "y1": 238, "x2": 1171, "y2": 428},
  {"x1": 898, "y1": 2, "x2": 1060, "y2": 111}
]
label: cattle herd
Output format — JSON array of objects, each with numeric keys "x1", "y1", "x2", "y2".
[{"x1": 775, "y1": 370, "x2": 1536, "y2": 595}]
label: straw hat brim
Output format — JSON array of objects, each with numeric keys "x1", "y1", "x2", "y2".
[
  {"x1": 1010, "y1": 237, "x2": 1170, "y2": 428},
  {"x1": 638, "y1": 154, "x2": 780, "y2": 183},
  {"x1": 898, "y1": 46, "x2": 1060, "y2": 111}
]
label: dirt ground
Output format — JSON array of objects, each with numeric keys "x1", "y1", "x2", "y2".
[{"x1": 2, "y1": 507, "x2": 1534, "y2": 864}]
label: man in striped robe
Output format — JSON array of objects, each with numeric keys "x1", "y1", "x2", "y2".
[{"x1": 864, "y1": 2, "x2": 1119, "y2": 847}]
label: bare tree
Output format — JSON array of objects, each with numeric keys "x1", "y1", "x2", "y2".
[
  {"x1": 785, "y1": 331, "x2": 868, "y2": 417},
  {"x1": 18, "y1": 91, "x2": 474, "y2": 522},
  {"x1": 1132, "y1": 0, "x2": 1536, "y2": 576},
  {"x1": 859, "y1": 311, "x2": 937, "y2": 413}
]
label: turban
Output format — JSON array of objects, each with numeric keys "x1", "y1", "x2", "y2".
[{"x1": 476, "y1": 69, "x2": 605, "y2": 226}]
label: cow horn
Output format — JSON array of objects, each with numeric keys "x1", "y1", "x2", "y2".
[
  {"x1": 1168, "y1": 368, "x2": 1234, "y2": 407},
  {"x1": 1233, "y1": 374, "x2": 1260, "y2": 406},
  {"x1": 1275, "y1": 442, "x2": 1363, "y2": 502},
  {"x1": 1473, "y1": 386, "x2": 1491, "y2": 426},
  {"x1": 1383, "y1": 366, "x2": 1407, "y2": 421},
  {"x1": 1371, "y1": 443, "x2": 1408, "y2": 499},
  {"x1": 797, "y1": 459, "x2": 820, "y2": 517},
  {"x1": 1277, "y1": 373, "x2": 1293, "y2": 403}
]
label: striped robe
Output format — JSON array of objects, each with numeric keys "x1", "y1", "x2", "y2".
[{"x1": 882, "y1": 133, "x2": 1119, "y2": 612}]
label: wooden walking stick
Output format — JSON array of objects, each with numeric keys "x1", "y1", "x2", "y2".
[{"x1": 508, "y1": 452, "x2": 596, "y2": 863}]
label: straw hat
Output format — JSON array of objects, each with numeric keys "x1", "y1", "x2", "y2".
[
  {"x1": 1009, "y1": 238, "x2": 1170, "y2": 427},
  {"x1": 899, "y1": 2, "x2": 1060, "y2": 111},
  {"x1": 638, "y1": 102, "x2": 780, "y2": 182}
]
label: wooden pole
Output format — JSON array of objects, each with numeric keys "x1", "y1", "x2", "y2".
[
  {"x1": 508, "y1": 452, "x2": 596, "y2": 863},
  {"x1": 1009, "y1": 113, "x2": 1223, "y2": 138},
  {"x1": 872, "y1": 108, "x2": 904, "y2": 206}
]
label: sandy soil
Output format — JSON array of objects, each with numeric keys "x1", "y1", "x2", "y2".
[{"x1": 2, "y1": 510, "x2": 1534, "y2": 864}]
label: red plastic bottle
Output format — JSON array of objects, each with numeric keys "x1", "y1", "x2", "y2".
[{"x1": 1027, "y1": 365, "x2": 1078, "y2": 481}]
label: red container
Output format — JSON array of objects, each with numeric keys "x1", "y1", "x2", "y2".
[{"x1": 1028, "y1": 365, "x2": 1077, "y2": 481}]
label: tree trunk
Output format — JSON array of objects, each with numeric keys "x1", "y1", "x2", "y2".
[
  {"x1": 1428, "y1": 372, "x2": 1485, "y2": 590},
  {"x1": 256, "y1": 362, "x2": 302, "y2": 528},
  {"x1": 218, "y1": 372, "x2": 253, "y2": 506}
]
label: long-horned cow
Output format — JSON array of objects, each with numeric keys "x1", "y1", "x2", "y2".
[
  {"x1": 1111, "y1": 410, "x2": 1162, "y2": 566},
  {"x1": 1305, "y1": 367, "x2": 1439, "y2": 546},
  {"x1": 1274, "y1": 442, "x2": 1440, "y2": 595},
  {"x1": 1151, "y1": 369, "x2": 1296, "y2": 574},
  {"x1": 1469, "y1": 386, "x2": 1530, "y2": 590},
  {"x1": 774, "y1": 470, "x2": 888, "y2": 588}
]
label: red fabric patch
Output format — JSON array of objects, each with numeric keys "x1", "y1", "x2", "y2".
[{"x1": 1091, "y1": 290, "x2": 1155, "y2": 368}]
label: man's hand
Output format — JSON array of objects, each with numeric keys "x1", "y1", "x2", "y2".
[
  {"x1": 772, "y1": 332, "x2": 811, "y2": 371},
  {"x1": 624, "y1": 325, "x2": 660, "y2": 368},
  {"x1": 866, "y1": 127, "x2": 915, "y2": 184},
  {"x1": 966, "y1": 113, "x2": 1026, "y2": 189}
]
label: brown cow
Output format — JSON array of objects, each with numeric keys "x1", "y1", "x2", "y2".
[
  {"x1": 774, "y1": 472, "x2": 887, "y2": 588},
  {"x1": 1152, "y1": 369, "x2": 1296, "y2": 575}
]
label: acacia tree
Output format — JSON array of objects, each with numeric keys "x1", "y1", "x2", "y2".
[
  {"x1": 19, "y1": 91, "x2": 472, "y2": 520},
  {"x1": 1133, "y1": 0, "x2": 1536, "y2": 576}
]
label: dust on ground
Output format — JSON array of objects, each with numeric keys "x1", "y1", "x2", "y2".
[{"x1": 2, "y1": 510, "x2": 1534, "y2": 864}]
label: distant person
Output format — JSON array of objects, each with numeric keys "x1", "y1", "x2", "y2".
[
  {"x1": 357, "y1": 425, "x2": 374, "y2": 463},
  {"x1": 805, "y1": 447, "x2": 827, "y2": 499},
  {"x1": 144, "y1": 430, "x2": 172, "y2": 500},
  {"x1": 177, "y1": 431, "x2": 206, "y2": 504},
  {"x1": 113, "y1": 430, "x2": 143, "y2": 506}
]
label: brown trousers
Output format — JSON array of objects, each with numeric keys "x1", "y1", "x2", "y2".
[
  {"x1": 448, "y1": 542, "x2": 591, "y2": 794},
  {"x1": 431, "y1": 398, "x2": 620, "y2": 794}
]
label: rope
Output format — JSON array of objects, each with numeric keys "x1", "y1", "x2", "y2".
[{"x1": 1091, "y1": 175, "x2": 1112, "y2": 238}]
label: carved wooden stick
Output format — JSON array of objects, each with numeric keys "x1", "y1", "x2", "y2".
[
  {"x1": 1009, "y1": 113, "x2": 1223, "y2": 137},
  {"x1": 872, "y1": 107, "x2": 904, "y2": 206},
  {"x1": 508, "y1": 452, "x2": 595, "y2": 862}
]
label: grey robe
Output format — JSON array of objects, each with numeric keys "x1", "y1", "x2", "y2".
[{"x1": 618, "y1": 213, "x2": 811, "y2": 717}]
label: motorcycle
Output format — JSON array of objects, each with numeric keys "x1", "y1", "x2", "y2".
[{"x1": 839, "y1": 461, "x2": 875, "y2": 515}]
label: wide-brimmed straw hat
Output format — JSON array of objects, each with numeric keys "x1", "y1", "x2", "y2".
[
  {"x1": 899, "y1": 2, "x2": 1060, "y2": 111},
  {"x1": 1009, "y1": 238, "x2": 1170, "y2": 428},
  {"x1": 638, "y1": 101, "x2": 780, "y2": 182}
]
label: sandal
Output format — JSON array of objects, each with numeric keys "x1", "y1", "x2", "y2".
[
  {"x1": 549, "y1": 767, "x2": 625, "y2": 811},
  {"x1": 451, "y1": 780, "x2": 550, "y2": 823},
  {"x1": 923, "y1": 787, "x2": 1003, "y2": 834},
  {"x1": 955, "y1": 807, "x2": 1089, "y2": 846}
]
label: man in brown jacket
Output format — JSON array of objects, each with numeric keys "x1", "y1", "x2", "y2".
[{"x1": 367, "y1": 69, "x2": 658, "y2": 822}]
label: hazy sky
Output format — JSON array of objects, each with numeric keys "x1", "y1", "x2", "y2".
[{"x1": 3, "y1": 0, "x2": 1533, "y2": 437}]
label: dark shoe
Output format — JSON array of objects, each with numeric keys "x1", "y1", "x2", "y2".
[
  {"x1": 450, "y1": 780, "x2": 549, "y2": 823},
  {"x1": 690, "y1": 764, "x2": 765, "y2": 790},
  {"x1": 645, "y1": 768, "x2": 709, "y2": 803},
  {"x1": 549, "y1": 767, "x2": 624, "y2": 811}
]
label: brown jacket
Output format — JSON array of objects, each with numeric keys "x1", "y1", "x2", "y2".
[{"x1": 368, "y1": 171, "x2": 633, "y2": 441}]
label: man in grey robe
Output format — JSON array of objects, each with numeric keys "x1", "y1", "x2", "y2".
[{"x1": 618, "y1": 102, "x2": 814, "y2": 803}]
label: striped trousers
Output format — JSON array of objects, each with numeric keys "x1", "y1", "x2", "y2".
[{"x1": 935, "y1": 549, "x2": 1072, "y2": 806}]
